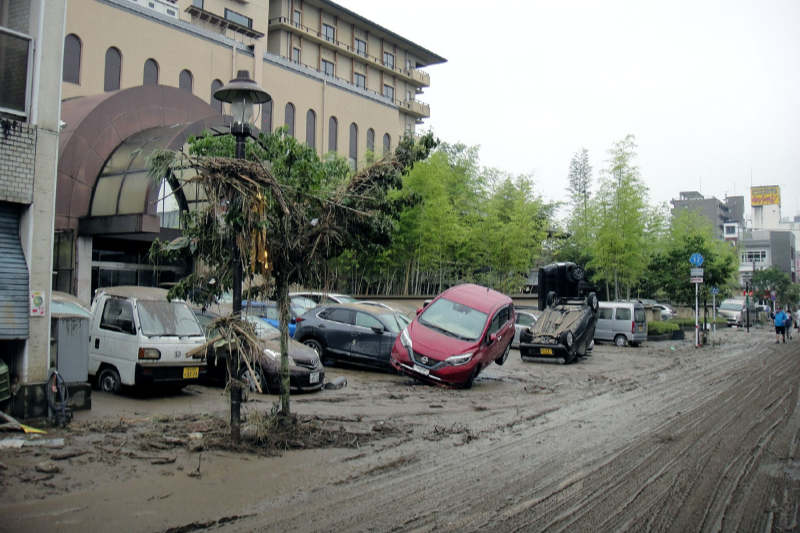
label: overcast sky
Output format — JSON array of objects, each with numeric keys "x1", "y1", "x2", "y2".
[{"x1": 339, "y1": 0, "x2": 800, "y2": 221}]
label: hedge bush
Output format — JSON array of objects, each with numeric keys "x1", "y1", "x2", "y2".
[{"x1": 648, "y1": 321, "x2": 680, "y2": 335}]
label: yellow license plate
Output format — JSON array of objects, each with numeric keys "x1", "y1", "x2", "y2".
[
  {"x1": 183, "y1": 366, "x2": 199, "y2": 379},
  {"x1": 540, "y1": 348, "x2": 553, "y2": 355}
]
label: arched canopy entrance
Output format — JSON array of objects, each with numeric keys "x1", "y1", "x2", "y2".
[{"x1": 55, "y1": 85, "x2": 228, "y2": 299}]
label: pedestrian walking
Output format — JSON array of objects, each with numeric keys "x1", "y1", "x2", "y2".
[{"x1": 774, "y1": 307, "x2": 788, "y2": 343}]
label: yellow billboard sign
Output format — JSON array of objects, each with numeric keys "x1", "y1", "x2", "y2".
[{"x1": 751, "y1": 185, "x2": 780, "y2": 206}]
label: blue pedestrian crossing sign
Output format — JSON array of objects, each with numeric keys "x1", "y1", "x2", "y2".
[
  {"x1": 689, "y1": 253, "x2": 704, "y2": 267},
  {"x1": 711, "y1": 286, "x2": 719, "y2": 294}
]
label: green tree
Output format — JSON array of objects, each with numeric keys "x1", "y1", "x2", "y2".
[
  {"x1": 149, "y1": 129, "x2": 434, "y2": 438},
  {"x1": 752, "y1": 267, "x2": 793, "y2": 307},
  {"x1": 558, "y1": 148, "x2": 594, "y2": 268},
  {"x1": 587, "y1": 135, "x2": 649, "y2": 300},
  {"x1": 638, "y1": 209, "x2": 739, "y2": 304}
]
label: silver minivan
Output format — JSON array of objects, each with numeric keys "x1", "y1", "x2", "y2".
[{"x1": 594, "y1": 301, "x2": 647, "y2": 346}]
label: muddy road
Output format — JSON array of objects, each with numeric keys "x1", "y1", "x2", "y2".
[{"x1": 2, "y1": 326, "x2": 800, "y2": 532}]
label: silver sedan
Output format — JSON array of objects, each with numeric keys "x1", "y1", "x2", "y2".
[{"x1": 513, "y1": 310, "x2": 538, "y2": 348}]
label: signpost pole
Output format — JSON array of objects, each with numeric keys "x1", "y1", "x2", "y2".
[
  {"x1": 695, "y1": 281, "x2": 699, "y2": 347},
  {"x1": 712, "y1": 290, "x2": 716, "y2": 341}
]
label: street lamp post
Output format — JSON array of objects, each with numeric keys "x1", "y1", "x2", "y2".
[{"x1": 213, "y1": 70, "x2": 270, "y2": 443}]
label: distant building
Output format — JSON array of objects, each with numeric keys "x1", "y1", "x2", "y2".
[
  {"x1": 670, "y1": 191, "x2": 745, "y2": 240},
  {"x1": 749, "y1": 185, "x2": 800, "y2": 279},
  {"x1": 739, "y1": 229, "x2": 797, "y2": 285}
]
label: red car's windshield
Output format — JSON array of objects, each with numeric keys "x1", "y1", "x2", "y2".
[{"x1": 418, "y1": 297, "x2": 488, "y2": 342}]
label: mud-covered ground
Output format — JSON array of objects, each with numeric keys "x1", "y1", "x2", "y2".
[{"x1": 2, "y1": 325, "x2": 800, "y2": 532}]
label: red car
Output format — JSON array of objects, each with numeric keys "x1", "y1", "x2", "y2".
[{"x1": 390, "y1": 284, "x2": 515, "y2": 388}]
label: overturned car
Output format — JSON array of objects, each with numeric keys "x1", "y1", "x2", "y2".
[{"x1": 519, "y1": 262, "x2": 599, "y2": 364}]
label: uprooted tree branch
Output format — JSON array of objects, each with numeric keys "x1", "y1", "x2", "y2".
[{"x1": 149, "y1": 129, "x2": 435, "y2": 440}]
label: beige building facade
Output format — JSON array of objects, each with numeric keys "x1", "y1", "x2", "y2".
[
  {"x1": 54, "y1": 0, "x2": 444, "y2": 307},
  {"x1": 62, "y1": 0, "x2": 444, "y2": 166}
]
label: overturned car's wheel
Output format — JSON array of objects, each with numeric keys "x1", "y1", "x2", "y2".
[
  {"x1": 495, "y1": 341, "x2": 511, "y2": 366},
  {"x1": 546, "y1": 291, "x2": 558, "y2": 308},
  {"x1": 562, "y1": 331, "x2": 577, "y2": 364},
  {"x1": 587, "y1": 292, "x2": 599, "y2": 313}
]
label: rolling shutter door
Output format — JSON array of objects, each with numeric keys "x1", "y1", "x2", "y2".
[{"x1": 0, "y1": 203, "x2": 29, "y2": 339}]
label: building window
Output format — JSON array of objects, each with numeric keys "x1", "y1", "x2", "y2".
[
  {"x1": 353, "y1": 72, "x2": 366, "y2": 89},
  {"x1": 261, "y1": 100, "x2": 273, "y2": 133},
  {"x1": 210, "y1": 79, "x2": 223, "y2": 113},
  {"x1": 292, "y1": 47, "x2": 301, "y2": 63},
  {"x1": 224, "y1": 8, "x2": 252, "y2": 28},
  {"x1": 383, "y1": 84, "x2": 394, "y2": 101},
  {"x1": 293, "y1": 9, "x2": 301, "y2": 26},
  {"x1": 285, "y1": 102, "x2": 295, "y2": 136},
  {"x1": 383, "y1": 133, "x2": 391, "y2": 155},
  {"x1": 355, "y1": 38, "x2": 367, "y2": 56},
  {"x1": 349, "y1": 123, "x2": 358, "y2": 171},
  {"x1": 143, "y1": 58, "x2": 159, "y2": 86},
  {"x1": 328, "y1": 116, "x2": 338, "y2": 152},
  {"x1": 306, "y1": 109, "x2": 316, "y2": 149},
  {"x1": 63, "y1": 34, "x2": 81, "y2": 84},
  {"x1": 366, "y1": 128, "x2": 375, "y2": 153},
  {"x1": 179, "y1": 69, "x2": 193, "y2": 93},
  {"x1": 104, "y1": 46, "x2": 122, "y2": 91},
  {"x1": 192, "y1": 0, "x2": 204, "y2": 7},
  {"x1": 742, "y1": 250, "x2": 767, "y2": 264},
  {"x1": 383, "y1": 51, "x2": 394, "y2": 69},
  {"x1": 322, "y1": 59, "x2": 334, "y2": 77},
  {"x1": 322, "y1": 23, "x2": 335, "y2": 42}
]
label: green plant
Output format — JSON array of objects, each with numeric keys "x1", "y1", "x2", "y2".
[{"x1": 647, "y1": 321, "x2": 679, "y2": 335}]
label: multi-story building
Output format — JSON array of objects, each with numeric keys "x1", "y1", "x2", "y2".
[
  {"x1": 738, "y1": 230, "x2": 796, "y2": 285},
  {"x1": 670, "y1": 191, "x2": 744, "y2": 240},
  {"x1": 0, "y1": 0, "x2": 67, "y2": 416},
  {"x1": 55, "y1": 0, "x2": 445, "y2": 304}
]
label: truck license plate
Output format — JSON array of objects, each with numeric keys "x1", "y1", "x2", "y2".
[
  {"x1": 183, "y1": 366, "x2": 199, "y2": 379},
  {"x1": 540, "y1": 348, "x2": 553, "y2": 355}
]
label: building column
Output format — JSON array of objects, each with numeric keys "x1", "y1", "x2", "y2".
[{"x1": 76, "y1": 235, "x2": 93, "y2": 306}]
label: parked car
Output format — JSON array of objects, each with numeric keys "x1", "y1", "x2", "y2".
[
  {"x1": 717, "y1": 297, "x2": 757, "y2": 327},
  {"x1": 195, "y1": 314, "x2": 324, "y2": 393},
  {"x1": 290, "y1": 291, "x2": 359, "y2": 308},
  {"x1": 519, "y1": 262, "x2": 598, "y2": 363},
  {"x1": 242, "y1": 300, "x2": 305, "y2": 337},
  {"x1": 652, "y1": 303, "x2": 676, "y2": 320},
  {"x1": 512, "y1": 310, "x2": 538, "y2": 349},
  {"x1": 89, "y1": 286, "x2": 207, "y2": 393},
  {"x1": 390, "y1": 284, "x2": 515, "y2": 388},
  {"x1": 295, "y1": 303, "x2": 407, "y2": 370},
  {"x1": 594, "y1": 301, "x2": 647, "y2": 346}
]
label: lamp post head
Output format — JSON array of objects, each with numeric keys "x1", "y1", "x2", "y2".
[{"x1": 213, "y1": 70, "x2": 271, "y2": 128}]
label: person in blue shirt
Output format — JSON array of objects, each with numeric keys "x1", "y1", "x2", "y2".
[{"x1": 774, "y1": 307, "x2": 788, "y2": 343}]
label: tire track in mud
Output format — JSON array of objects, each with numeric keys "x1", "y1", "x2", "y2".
[
  {"x1": 491, "y1": 341, "x2": 800, "y2": 532},
  {"x1": 226, "y1": 335, "x2": 799, "y2": 532}
]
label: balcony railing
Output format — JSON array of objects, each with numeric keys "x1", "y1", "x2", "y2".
[
  {"x1": 0, "y1": 26, "x2": 32, "y2": 118},
  {"x1": 269, "y1": 16, "x2": 430, "y2": 88},
  {"x1": 284, "y1": 57, "x2": 430, "y2": 119}
]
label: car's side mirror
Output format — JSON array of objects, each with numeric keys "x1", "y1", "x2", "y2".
[
  {"x1": 371, "y1": 325, "x2": 384, "y2": 334},
  {"x1": 489, "y1": 333, "x2": 498, "y2": 344},
  {"x1": 416, "y1": 307, "x2": 423, "y2": 315}
]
